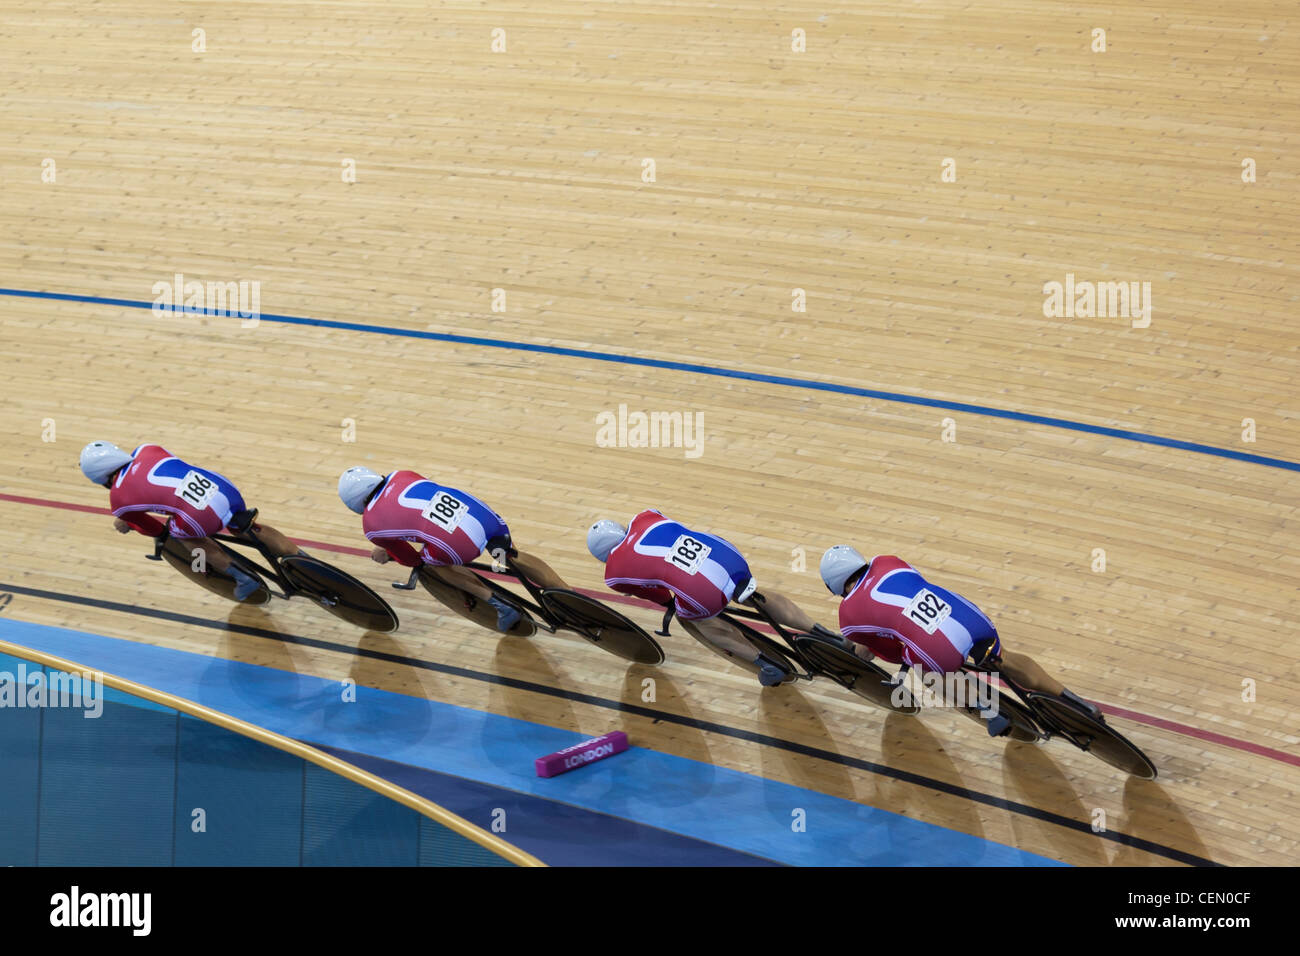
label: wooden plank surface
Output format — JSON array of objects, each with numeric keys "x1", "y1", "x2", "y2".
[{"x1": 0, "y1": 0, "x2": 1295, "y2": 866}]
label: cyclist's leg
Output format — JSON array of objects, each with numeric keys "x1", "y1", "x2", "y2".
[
  {"x1": 679, "y1": 616, "x2": 756, "y2": 661},
  {"x1": 847, "y1": 638, "x2": 877, "y2": 663},
  {"x1": 247, "y1": 521, "x2": 299, "y2": 558},
  {"x1": 509, "y1": 550, "x2": 568, "y2": 590},
  {"x1": 182, "y1": 536, "x2": 234, "y2": 575},
  {"x1": 430, "y1": 561, "x2": 523, "y2": 631},
  {"x1": 745, "y1": 588, "x2": 817, "y2": 632},
  {"x1": 430, "y1": 563, "x2": 494, "y2": 602},
  {"x1": 997, "y1": 650, "x2": 1065, "y2": 696},
  {"x1": 679, "y1": 615, "x2": 791, "y2": 686},
  {"x1": 172, "y1": 497, "x2": 262, "y2": 598},
  {"x1": 227, "y1": 509, "x2": 299, "y2": 558},
  {"x1": 162, "y1": 537, "x2": 222, "y2": 586},
  {"x1": 169, "y1": 531, "x2": 261, "y2": 599},
  {"x1": 477, "y1": 530, "x2": 566, "y2": 589},
  {"x1": 482, "y1": 531, "x2": 567, "y2": 590},
  {"x1": 997, "y1": 649, "x2": 1099, "y2": 715}
]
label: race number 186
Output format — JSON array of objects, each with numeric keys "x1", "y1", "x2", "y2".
[{"x1": 175, "y1": 471, "x2": 217, "y2": 510}]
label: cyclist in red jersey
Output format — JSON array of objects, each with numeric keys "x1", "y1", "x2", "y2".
[
  {"x1": 587, "y1": 510, "x2": 823, "y2": 686},
  {"x1": 338, "y1": 466, "x2": 569, "y2": 631},
  {"x1": 80, "y1": 441, "x2": 300, "y2": 601},
  {"x1": 820, "y1": 545, "x2": 1101, "y2": 733}
]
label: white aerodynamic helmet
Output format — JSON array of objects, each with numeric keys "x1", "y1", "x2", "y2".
[
  {"x1": 735, "y1": 577, "x2": 757, "y2": 604},
  {"x1": 338, "y1": 466, "x2": 383, "y2": 514},
  {"x1": 586, "y1": 519, "x2": 627, "y2": 562},
  {"x1": 79, "y1": 441, "x2": 132, "y2": 485},
  {"x1": 820, "y1": 545, "x2": 869, "y2": 596}
]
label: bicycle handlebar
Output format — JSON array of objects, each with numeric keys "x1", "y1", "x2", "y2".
[{"x1": 392, "y1": 567, "x2": 421, "y2": 590}]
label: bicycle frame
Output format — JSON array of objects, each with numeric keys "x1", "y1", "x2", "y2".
[
  {"x1": 961, "y1": 662, "x2": 1090, "y2": 745},
  {"x1": 392, "y1": 556, "x2": 560, "y2": 633},
  {"x1": 731, "y1": 601, "x2": 1136, "y2": 763},
  {"x1": 717, "y1": 596, "x2": 831, "y2": 681},
  {"x1": 147, "y1": 525, "x2": 295, "y2": 600}
]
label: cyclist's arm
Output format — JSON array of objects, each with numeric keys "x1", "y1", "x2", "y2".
[
  {"x1": 115, "y1": 510, "x2": 167, "y2": 537},
  {"x1": 367, "y1": 535, "x2": 422, "y2": 567}
]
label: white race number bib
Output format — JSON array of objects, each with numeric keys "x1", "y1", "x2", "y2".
[
  {"x1": 903, "y1": 588, "x2": 952, "y2": 635},
  {"x1": 422, "y1": 491, "x2": 467, "y2": 533},
  {"x1": 665, "y1": 534, "x2": 711, "y2": 575},
  {"x1": 174, "y1": 470, "x2": 218, "y2": 510}
]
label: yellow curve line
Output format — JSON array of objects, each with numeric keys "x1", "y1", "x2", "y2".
[{"x1": 0, "y1": 637, "x2": 545, "y2": 868}]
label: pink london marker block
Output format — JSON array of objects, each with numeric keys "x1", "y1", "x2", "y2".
[{"x1": 535, "y1": 731, "x2": 630, "y2": 778}]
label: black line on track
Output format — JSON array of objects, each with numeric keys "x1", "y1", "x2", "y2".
[{"x1": 0, "y1": 581, "x2": 1219, "y2": 867}]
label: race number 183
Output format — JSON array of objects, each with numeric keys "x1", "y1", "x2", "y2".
[{"x1": 666, "y1": 534, "x2": 710, "y2": 575}]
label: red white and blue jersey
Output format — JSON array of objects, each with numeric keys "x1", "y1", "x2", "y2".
[
  {"x1": 604, "y1": 509, "x2": 752, "y2": 621},
  {"x1": 839, "y1": 555, "x2": 999, "y2": 674},
  {"x1": 109, "y1": 444, "x2": 247, "y2": 539},
  {"x1": 362, "y1": 470, "x2": 510, "y2": 568}
]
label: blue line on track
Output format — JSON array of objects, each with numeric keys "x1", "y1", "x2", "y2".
[{"x1": 4, "y1": 285, "x2": 1295, "y2": 473}]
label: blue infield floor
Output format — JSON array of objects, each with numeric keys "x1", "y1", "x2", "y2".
[{"x1": 0, "y1": 617, "x2": 1061, "y2": 867}]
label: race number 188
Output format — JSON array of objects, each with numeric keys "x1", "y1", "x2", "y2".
[{"x1": 422, "y1": 492, "x2": 467, "y2": 532}]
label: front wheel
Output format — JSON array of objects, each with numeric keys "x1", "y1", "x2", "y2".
[
  {"x1": 1027, "y1": 693, "x2": 1158, "y2": 779},
  {"x1": 538, "y1": 589, "x2": 665, "y2": 665},
  {"x1": 281, "y1": 555, "x2": 399, "y2": 632},
  {"x1": 792, "y1": 635, "x2": 921, "y2": 715}
]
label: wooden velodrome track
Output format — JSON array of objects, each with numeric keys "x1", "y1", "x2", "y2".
[{"x1": 0, "y1": 1, "x2": 1296, "y2": 866}]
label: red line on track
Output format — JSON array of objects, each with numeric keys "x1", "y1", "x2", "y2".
[
  {"x1": 0, "y1": 492, "x2": 107, "y2": 515},
  {"x1": 5, "y1": 491, "x2": 1295, "y2": 768}
]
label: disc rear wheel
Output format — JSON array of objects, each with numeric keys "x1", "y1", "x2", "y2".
[
  {"x1": 160, "y1": 538, "x2": 271, "y2": 605},
  {"x1": 417, "y1": 569, "x2": 537, "y2": 637},
  {"x1": 1028, "y1": 693, "x2": 1157, "y2": 779}
]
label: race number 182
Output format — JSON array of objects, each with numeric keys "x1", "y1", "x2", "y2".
[{"x1": 903, "y1": 589, "x2": 951, "y2": 634}]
